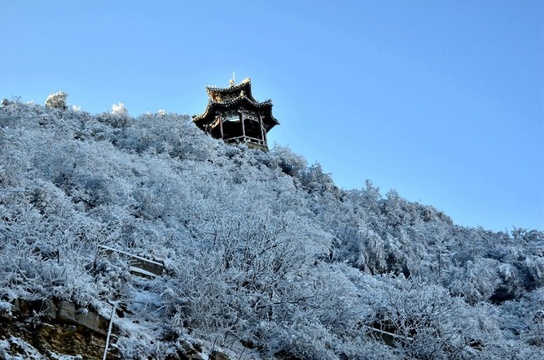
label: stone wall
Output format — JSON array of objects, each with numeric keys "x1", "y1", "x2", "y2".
[
  {"x1": 0, "y1": 298, "x2": 118, "y2": 359},
  {"x1": 0, "y1": 298, "x2": 230, "y2": 359}
]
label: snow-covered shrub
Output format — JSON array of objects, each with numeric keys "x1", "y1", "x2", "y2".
[
  {"x1": 96, "y1": 102, "x2": 132, "y2": 128},
  {"x1": 270, "y1": 144, "x2": 307, "y2": 177},
  {"x1": 111, "y1": 102, "x2": 127, "y2": 116},
  {"x1": 359, "y1": 276, "x2": 502, "y2": 359},
  {"x1": 45, "y1": 91, "x2": 68, "y2": 110}
]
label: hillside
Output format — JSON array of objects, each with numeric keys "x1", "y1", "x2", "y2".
[{"x1": 1, "y1": 98, "x2": 543, "y2": 359}]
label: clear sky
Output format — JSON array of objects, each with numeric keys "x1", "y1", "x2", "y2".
[{"x1": 1, "y1": 1, "x2": 543, "y2": 232}]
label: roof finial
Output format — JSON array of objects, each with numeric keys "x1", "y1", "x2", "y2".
[{"x1": 229, "y1": 71, "x2": 236, "y2": 87}]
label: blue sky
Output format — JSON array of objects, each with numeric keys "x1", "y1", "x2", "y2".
[{"x1": 1, "y1": 1, "x2": 543, "y2": 232}]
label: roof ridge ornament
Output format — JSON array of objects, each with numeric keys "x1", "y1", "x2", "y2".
[{"x1": 230, "y1": 71, "x2": 236, "y2": 87}]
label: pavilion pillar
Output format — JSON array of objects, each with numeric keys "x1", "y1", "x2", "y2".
[
  {"x1": 218, "y1": 114, "x2": 224, "y2": 138},
  {"x1": 258, "y1": 113, "x2": 266, "y2": 147},
  {"x1": 240, "y1": 110, "x2": 246, "y2": 141}
]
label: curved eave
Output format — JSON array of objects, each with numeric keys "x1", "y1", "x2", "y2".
[
  {"x1": 194, "y1": 96, "x2": 269, "y2": 120},
  {"x1": 193, "y1": 96, "x2": 279, "y2": 130},
  {"x1": 205, "y1": 82, "x2": 257, "y2": 102},
  {"x1": 220, "y1": 95, "x2": 271, "y2": 108}
]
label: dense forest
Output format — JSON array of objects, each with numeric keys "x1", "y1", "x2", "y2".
[{"x1": 1, "y1": 96, "x2": 543, "y2": 359}]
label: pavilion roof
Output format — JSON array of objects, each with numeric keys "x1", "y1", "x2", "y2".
[
  {"x1": 205, "y1": 78, "x2": 258, "y2": 103},
  {"x1": 193, "y1": 78, "x2": 279, "y2": 131}
]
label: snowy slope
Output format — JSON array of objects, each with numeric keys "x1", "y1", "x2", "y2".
[{"x1": 0, "y1": 99, "x2": 543, "y2": 359}]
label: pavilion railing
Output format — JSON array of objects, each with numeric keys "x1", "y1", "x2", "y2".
[{"x1": 225, "y1": 135, "x2": 266, "y2": 147}]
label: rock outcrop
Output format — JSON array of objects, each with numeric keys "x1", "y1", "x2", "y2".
[
  {"x1": 0, "y1": 298, "x2": 230, "y2": 359},
  {"x1": 0, "y1": 298, "x2": 117, "y2": 359}
]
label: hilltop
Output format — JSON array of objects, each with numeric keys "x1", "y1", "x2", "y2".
[{"x1": 0, "y1": 99, "x2": 543, "y2": 359}]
